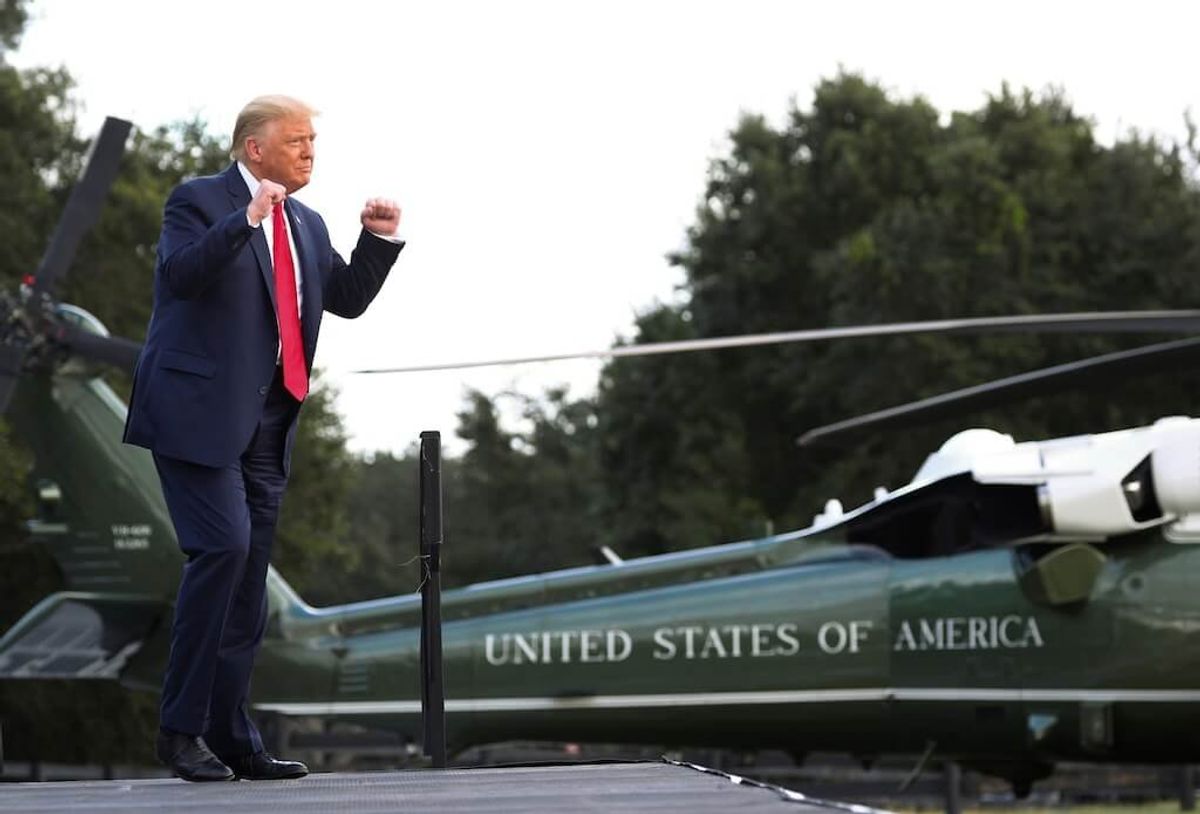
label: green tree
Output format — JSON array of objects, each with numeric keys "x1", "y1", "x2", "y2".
[
  {"x1": 0, "y1": 0, "x2": 27, "y2": 51},
  {"x1": 447, "y1": 388, "x2": 601, "y2": 584},
  {"x1": 337, "y1": 448, "x2": 423, "y2": 601},
  {"x1": 597, "y1": 307, "x2": 766, "y2": 557}
]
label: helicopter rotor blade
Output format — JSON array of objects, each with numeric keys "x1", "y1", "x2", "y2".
[
  {"x1": 796, "y1": 336, "x2": 1200, "y2": 450},
  {"x1": 32, "y1": 117, "x2": 132, "y2": 298},
  {"x1": 0, "y1": 346, "x2": 26, "y2": 415},
  {"x1": 352, "y1": 311, "x2": 1200, "y2": 374},
  {"x1": 53, "y1": 326, "x2": 142, "y2": 373}
]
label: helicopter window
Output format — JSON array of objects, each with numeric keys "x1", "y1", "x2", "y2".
[{"x1": 845, "y1": 474, "x2": 1045, "y2": 558}]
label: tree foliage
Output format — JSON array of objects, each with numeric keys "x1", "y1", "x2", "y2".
[
  {"x1": 597, "y1": 308, "x2": 766, "y2": 556},
  {"x1": 0, "y1": 0, "x2": 26, "y2": 51},
  {"x1": 448, "y1": 388, "x2": 602, "y2": 583}
]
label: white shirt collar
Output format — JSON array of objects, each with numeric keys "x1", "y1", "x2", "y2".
[{"x1": 236, "y1": 161, "x2": 263, "y2": 201}]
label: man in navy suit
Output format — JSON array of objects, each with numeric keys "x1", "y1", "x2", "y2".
[{"x1": 124, "y1": 95, "x2": 403, "y2": 781}]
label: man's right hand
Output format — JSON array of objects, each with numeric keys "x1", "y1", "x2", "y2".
[{"x1": 247, "y1": 180, "x2": 287, "y2": 227}]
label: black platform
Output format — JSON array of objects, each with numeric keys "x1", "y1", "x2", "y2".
[{"x1": 1, "y1": 760, "x2": 886, "y2": 813}]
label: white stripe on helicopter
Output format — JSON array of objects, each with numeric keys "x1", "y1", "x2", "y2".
[{"x1": 256, "y1": 687, "x2": 1200, "y2": 716}]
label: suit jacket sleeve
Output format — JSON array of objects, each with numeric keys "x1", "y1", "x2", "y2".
[
  {"x1": 322, "y1": 229, "x2": 404, "y2": 318},
  {"x1": 158, "y1": 183, "x2": 256, "y2": 300}
]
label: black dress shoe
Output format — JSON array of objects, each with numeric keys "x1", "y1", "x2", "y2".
[
  {"x1": 155, "y1": 730, "x2": 235, "y2": 782},
  {"x1": 224, "y1": 751, "x2": 309, "y2": 780}
]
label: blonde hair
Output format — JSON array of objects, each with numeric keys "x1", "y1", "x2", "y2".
[{"x1": 229, "y1": 95, "x2": 318, "y2": 161}]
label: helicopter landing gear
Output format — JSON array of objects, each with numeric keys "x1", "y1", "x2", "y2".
[{"x1": 962, "y1": 758, "x2": 1053, "y2": 800}]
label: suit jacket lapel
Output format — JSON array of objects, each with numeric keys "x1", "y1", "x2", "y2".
[
  {"x1": 285, "y1": 202, "x2": 322, "y2": 363},
  {"x1": 224, "y1": 165, "x2": 277, "y2": 313}
]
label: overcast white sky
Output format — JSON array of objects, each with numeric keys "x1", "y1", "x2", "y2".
[{"x1": 11, "y1": 0, "x2": 1200, "y2": 453}]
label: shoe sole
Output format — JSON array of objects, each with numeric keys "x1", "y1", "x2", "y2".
[
  {"x1": 176, "y1": 772, "x2": 237, "y2": 782},
  {"x1": 234, "y1": 771, "x2": 309, "y2": 781}
]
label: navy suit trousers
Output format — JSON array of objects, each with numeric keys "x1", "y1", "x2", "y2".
[{"x1": 154, "y1": 368, "x2": 299, "y2": 756}]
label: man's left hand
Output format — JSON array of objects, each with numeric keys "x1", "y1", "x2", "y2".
[{"x1": 361, "y1": 197, "x2": 401, "y2": 236}]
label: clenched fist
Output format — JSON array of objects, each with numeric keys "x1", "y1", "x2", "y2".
[
  {"x1": 361, "y1": 197, "x2": 401, "y2": 236},
  {"x1": 248, "y1": 179, "x2": 287, "y2": 226}
]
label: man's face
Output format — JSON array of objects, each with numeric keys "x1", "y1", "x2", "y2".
[{"x1": 247, "y1": 115, "x2": 315, "y2": 193}]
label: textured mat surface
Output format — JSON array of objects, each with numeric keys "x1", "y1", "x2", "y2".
[{"x1": 0, "y1": 761, "x2": 883, "y2": 813}]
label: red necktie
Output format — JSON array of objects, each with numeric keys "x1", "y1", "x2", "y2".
[{"x1": 272, "y1": 202, "x2": 308, "y2": 401}]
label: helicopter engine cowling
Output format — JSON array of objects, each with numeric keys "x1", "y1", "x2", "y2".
[
  {"x1": 915, "y1": 417, "x2": 1200, "y2": 539},
  {"x1": 1039, "y1": 417, "x2": 1200, "y2": 536}
]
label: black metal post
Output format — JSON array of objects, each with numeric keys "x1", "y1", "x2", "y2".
[
  {"x1": 944, "y1": 761, "x2": 962, "y2": 814},
  {"x1": 419, "y1": 431, "x2": 446, "y2": 768},
  {"x1": 1181, "y1": 765, "x2": 1196, "y2": 811}
]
